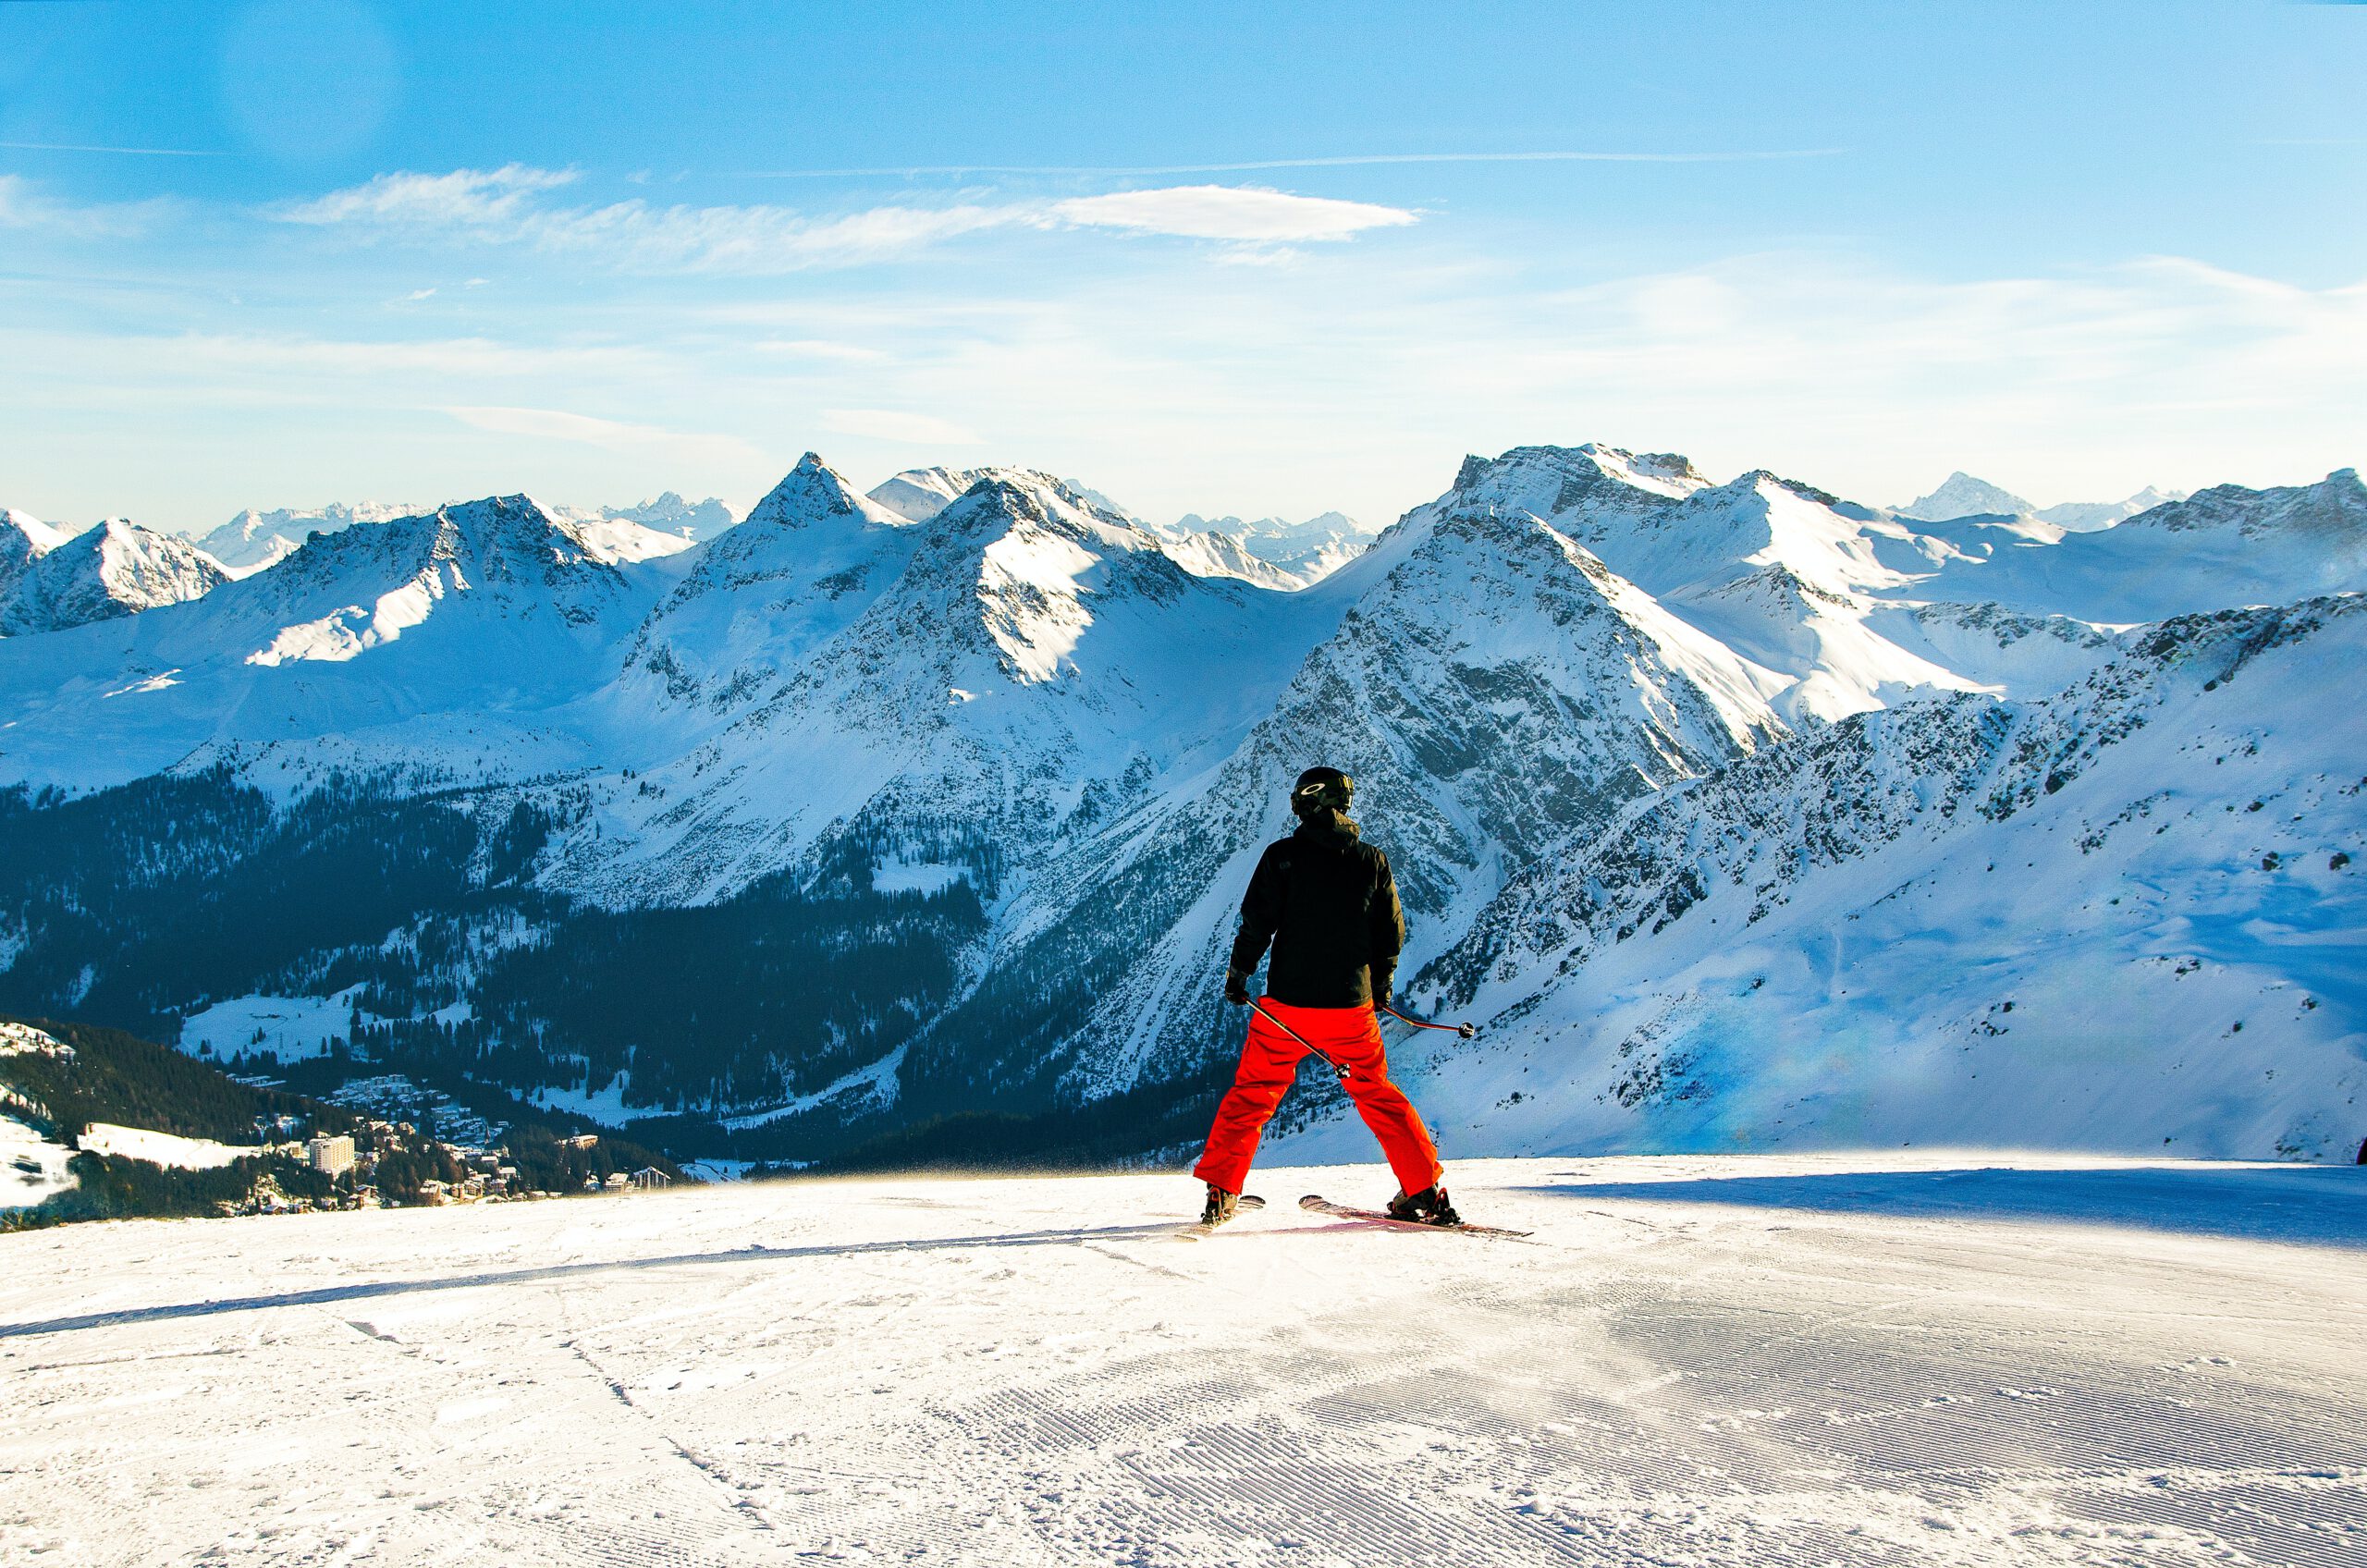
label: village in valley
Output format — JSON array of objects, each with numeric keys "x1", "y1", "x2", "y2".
[{"x1": 1, "y1": 1016, "x2": 683, "y2": 1228}]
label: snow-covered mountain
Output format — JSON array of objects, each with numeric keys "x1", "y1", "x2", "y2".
[
  {"x1": 579, "y1": 490, "x2": 735, "y2": 539},
  {"x1": 0, "y1": 442, "x2": 2357, "y2": 1172},
  {"x1": 866, "y1": 467, "x2": 993, "y2": 524},
  {"x1": 0, "y1": 517, "x2": 229, "y2": 636},
  {"x1": 1145, "y1": 527, "x2": 1304, "y2": 590},
  {"x1": 1388, "y1": 592, "x2": 2366, "y2": 1163},
  {"x1": 939, "y1": 480, "x2": 1789, "y2": 1108},
  {"x1": 1169, "y1": 509, "x2": 1370, "y2": 582},
  {"x1": 2037, "y1": 484, "x2": 2187, "y2": 532},
  {"x1": 873, "y1": 471, "x2": 1366, "y2": 587},
  {"x1": 191, "y1": 494, "x2": 723, "y2": 573},
  {"x1": 0, "y1": 496, "x2": 657, "y2": 787},
  {"x1": 588, "y1": 463, "x2": 1340, "y2": 907},
  {"x1": 0, "y1": 508, "x2": 71, "y2": 619},
  {"x1": 1911, "y1": 470, "x2": 2367, "y2": 622},
  {"x1": 1895, "y1": 472, "x2": 2191, "y2": 532},
  {"x1": 193, "y1": 502, "x2": 425, "y2": 571},
  {"x1": 1894, "y1": 472, "x2": 2035, "y2": 521}
]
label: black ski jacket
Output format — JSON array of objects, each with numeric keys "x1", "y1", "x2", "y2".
[{"x1": 1229, "y1": 812, "x2": 1405, "y2": 1008}]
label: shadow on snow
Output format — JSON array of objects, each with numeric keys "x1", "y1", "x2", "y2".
[
  {"x1": 0, "y1": 1221, "x2": 1180, "y2": 1341},
  {"x1": 1515, "y1": 1162, "x2": 2367, "y2": 1249}
]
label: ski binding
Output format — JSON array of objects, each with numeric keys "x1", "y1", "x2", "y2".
[{"x1": 1175, "y1": 1192, "x2": 1266, "y2": 1239}]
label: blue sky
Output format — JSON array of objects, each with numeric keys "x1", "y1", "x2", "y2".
[{"x1": 3, "y1": 0, "x2": 2361, "y2": 533}]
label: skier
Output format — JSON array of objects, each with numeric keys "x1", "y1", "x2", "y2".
[{"x1": 1192, "y1": 766, "x2": 1460, "y2": 1228}]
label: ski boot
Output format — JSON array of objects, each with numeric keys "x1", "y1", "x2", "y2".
[
  {"x1": 1387, "y1": 1184, "x2": 1464, "y2": 1227},
  {"x1": 1200, "y1": 1184, "x2": 1240, "y2": 1227}
]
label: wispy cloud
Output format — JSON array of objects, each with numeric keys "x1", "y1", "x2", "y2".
[
  {"x1": 0, "y1": 174, "x2": 176, "y2": 239},
  {"x1": 273, "y1": 165, "x2": 1422, "y2": 272},
  {"x1": 821, "y1": 409, "x2": 985, "y2": 445},
  {"x1": 282, "y1": 165, "x2": 1015, "y2": 272},
  {"x1": 730, "y1": 149, "x2": 1846, "y2": 178},
  {"x1": 0, "y1": 140, "x2": 222, "y2": 158},
  {"x1": 280, "y1": 164, "x2": 581, "y2": 227},
  {"x1": 1052, "y1": 186, "x2": 1416, "y2": 243},
  {"x1": 443, "y1": 405, "x2": 766, "y2": 465}
]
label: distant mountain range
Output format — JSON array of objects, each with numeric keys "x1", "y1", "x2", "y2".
[
  {"x1": 1164, "y1": 509, "x2": 1371, "y2": 583},
  {"x1": 0, "y1": 493, "x2": 735, "y2": 637},
  {"x1": 1895, "y1": 472, "x2": 2190, "y2": 532},
  {"x1": 187, "y1": 492, "x2": 736, "y2": 571},
  {"x1": 0, "y1": 447, "x2": 2356, "y2": 1174}
]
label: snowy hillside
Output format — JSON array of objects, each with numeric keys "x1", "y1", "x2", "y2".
[
  {"x1": 1379, "y1": 595, "x2": 2367, "y2": 1167},
  {"x1": 0, "y1": 508, "x2": 69, "y2": 587},
  {"x1": 3, "y1": 1156, "x2": 2361, "y2": 1565},
  {"x1": 0, "y1": 517, "x2": 228, "y2": 636},
  {"x1": 1895, "y1": 472, "x2": 2036, "y2": 521},
  {"x1": 1895, "y1": 473, "x2": 2192, "y2": 532},
  {"x1": 2039, "y1": 484, "x2": 2187, "y2": 531},
  {"x1": 614, "y1": 454, "x2": 924, "y2": 730},
  {"x1": 876, "y1": 472, "x2": 1363, "y2": 587},
  {"x1": 955, "y1": 492, "x2": 1790, "y2": 1111},
  {"x1": 0, "y1": 496, "x2": 657, "y2": 788},
  {"x1": 192, "y1": 494, "x2": 726, "y2": 572},
  {"x1": 1170, "y1": 508, "x2": 1372, "y2": 582},
  {"x1": 1911, "y1": 470, "x2": 2367, "y2": 622},
  {"x1": 0, "y1": 441, "x2": 2358, "y2": 1173},
  {"x1": 193, "y1": 501, "x2": 424, "y2": 570},
  {"x1": 583, "y1": 466, "x2": 1338, "y2": 905}
]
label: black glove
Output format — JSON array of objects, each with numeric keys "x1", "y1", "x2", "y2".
[
  {"x1": 1223, "y1": 967, "x2": 1251, "y2": 1006},
  {"x1": 1371, "y1": 965, "x2": 1394, "y2": 1011}
]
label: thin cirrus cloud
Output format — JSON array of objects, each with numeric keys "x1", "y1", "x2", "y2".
[
  {"x1": 1051, "y1": 186, "x2": 1417, "y2": 243},
  {"x1": 281, "y1": 164, "x2": 583, "y2": 227},
  {"x1": 276, "y1": 165, "x2": 1420, "y2": 271},
  {"x1": 443, "y1": 405, "x2": 766, "y2": 465},
  {"x1": 0, "y1": 173, "x2": 178, "y2": 239},
  {"x1": 734, "y1": 148, "x2": 1845, "y2": 178}
]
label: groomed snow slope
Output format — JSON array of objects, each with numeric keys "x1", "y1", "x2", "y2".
[{"x1": 3, "y1": 1156, "x2": 2361, "y2": 1567}]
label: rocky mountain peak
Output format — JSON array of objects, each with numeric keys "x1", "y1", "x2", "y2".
[
  {"x1": 0, "y1": 516, "x2": 228, "y2": 635},
  {"x1": 2126, "y1": 468, "x2": 2364, "y2": 540},
  {"x1": 744, "y1": 453, "x2": 901, "y2": 533},
  {"x1": 1895, "y1": 472, "x2": 2037, "y2": 522}
]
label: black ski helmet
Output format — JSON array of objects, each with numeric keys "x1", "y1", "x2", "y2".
[{"x1": 1291, "y1": 766, "x2": 1354, "y2": 818}]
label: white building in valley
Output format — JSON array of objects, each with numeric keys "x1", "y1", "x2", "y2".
[{"x1": 307, "y1": 1133, "x2": 355, "y2": 1176}]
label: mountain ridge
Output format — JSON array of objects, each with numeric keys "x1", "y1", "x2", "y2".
[{"x1": 0, "y1": 439, "x2": 2357, "y2": 1171}]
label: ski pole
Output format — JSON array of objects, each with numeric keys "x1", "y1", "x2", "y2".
[
  {"x1": 1379, "y1": 1003, "x2": 1478, "y2": 1040},
  {"x1": 1249, "y1": 998, "x2": 1353, "y2": 1081}
]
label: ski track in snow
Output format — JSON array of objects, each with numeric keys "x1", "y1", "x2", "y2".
[{"x1": 2, "y1": 1154, "x2": 2362, "y2": 1566}]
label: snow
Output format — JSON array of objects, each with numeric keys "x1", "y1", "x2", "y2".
[
  {"x1": 0, "y1": 1021, "x2": 71, "y2": 1058},
  {"x1": 866, "y1": 465, "x2": 992, "y2": 522},
  {"x1": 76, "y1": 1121, "x2": 257, "y2": 1169},
  {"x1": 192, "y1": 497, "x2": 725, "y2": 571},
  {"x1": 526, "y1": 1071, "x2": 643, "y2": 1126},
  {"x1": 0, "y1": 1155, "x2": 2359, "y2": 1564},
  {"x1": 0, "y1": 442, "x2": 2360, "y2": 1157},
  {"x1": 2, "y1": 506, "x2": 70, "y2": 557},
  {"x1": 192, "y1": 501, "x2": 424, "y2": 570},
  {"x1": 872, "y1": 857, "x2": 967, "y2": 895},
  {"x1": 0, "y1": 516, "x2": 228, "y2": 636},
  {"x1": 178, "y1": 988, "x2": 367, "y2": 1061},
  {"x1": 1163, "y1": 509, "x2": 1373, "y2": 583},
  {"x1": 0, "y1": 1111, "x2": 77, "y2": 1210},
  {"x1": 719, "y1": 1046, "x2": 904, "y2": 1131},
  {"x1": 1895, "y1": 472, "x2": 2036, "y2": 521}
]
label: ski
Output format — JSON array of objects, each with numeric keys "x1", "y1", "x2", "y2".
[
  {"x1": 1174, "y1": 1193, "x2": 1266, "y2": 1240},
  {"x1": 1298, "y1": 1194, "x2": 1532, "y2": 1239}
]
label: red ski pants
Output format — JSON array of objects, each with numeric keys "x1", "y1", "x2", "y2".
[{"x1": 1192, "y1": 998, "x2": 1443, "y2": 1198}]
